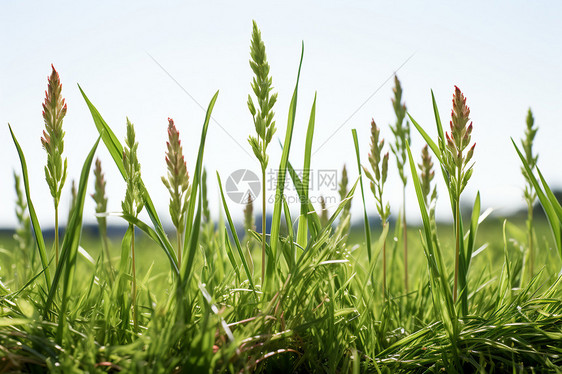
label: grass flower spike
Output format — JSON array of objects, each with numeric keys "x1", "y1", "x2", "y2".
[
  {"x1": 418, "y1": 145, "x2": 435, "y2": 207},
  {"x1": 122, "y1": 119, "x2": 143, "y2": 218},
  {"x1": 363, "y1": 119, "x2": 390, "y2": 294},
  {"x1": 41, "y1": 65, "x2": 68, "y2": 264},
  {"x1": 162, "y1": 118, "x2": 190, "y2": 268},
  {"x1": 389, "y1": 75, "x2": 411, "y2": 292},
  {"x1": 247, "y1": 20, "x2": 278, "y2": 283},
  {"x1": 91, "y1": 158, "x2": 112, "y2": 275},
  {"x1": 445, "y1": 86, "x2": 475, "y2": 197},
  {"x1": 122, "y1": 118, "x2": 143, "y2": 331},
  {"x1": 443, "y1": 86, "x2": 475, "y2": 302},
  {"x1": 520, "y1": 109, "x2": 538, "y2": 281}
]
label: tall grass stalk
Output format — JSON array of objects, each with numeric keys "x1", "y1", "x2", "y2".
[
  {"x1": 363, "y1": 119, "x2": 390, "y2": 295},
  {"x1": 41, "y1": 65, "x2": 68, "y2": 265},
  {"x1": 91, "y1": 158, "x2": 113, "y2": 277},
  {"x1": 247, "y1": 21, "x2": 278, "y2": 284},
  {"x1": 389, "y1": 75, "x2": 411, "y2": 292},
  {"x1": 13, "y1": 172, "x2": 33, "y2": 284},
  {"x1": 162, "y1": 118, "x2": 190, "y2": 269},
  {"x1": 444, "y1": 86, "x2": 475, "y2": 302},
  {"x1": 520, "y1": 109, "x2": 538, "y2": 282},
  {"x1": 121, "y1": 118, "x2": 144, "y2": 331}
]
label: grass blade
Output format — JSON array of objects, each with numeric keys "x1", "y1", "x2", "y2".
[
  {"x1": 351, "y1": 129, "x2": 372, "y2": 262},
  {"x1": 217, "y1": 172, "x2": 256, "y2": 292},
  {"x1": 8, "y1": 124, "x2": 51, "y2": 288},
  {"x1": 296, "y1": 93, "x2": 317, "y2": 248},
  {"x1": 78, "y1": 85, "x2": 177, "y2": 273},
  {"x1": 513, "y1": 139, "x2": 562, "y2": 256},
  {"x1": 269, "y1": 43, "x2": 304, "y2": 279},
  {"x1": 184, "y1": 91, "x2": 219, "y2": 244}
]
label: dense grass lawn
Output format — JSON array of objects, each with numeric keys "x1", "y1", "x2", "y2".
[{"x1": 2, "y1": 22, "x2": 562, "y2": 373}]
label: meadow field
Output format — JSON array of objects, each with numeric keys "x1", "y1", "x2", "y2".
[{"x1": 1, "y1": 22, "x2": 562, "y2": 373}]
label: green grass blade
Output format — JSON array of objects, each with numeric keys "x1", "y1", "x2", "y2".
[
  {"x1": 223, "y1": 228, "x2": 241, "y2": 282},
  {"x1": 465, "y1": 192, "x2": 481, "y2": 264},
  {"x1": 217, "y1": 173, "x2": 256, "y2": 292},
  {"x1": 537, "y1": 167, "x2": 562, "y2": 223},
  {"x1": 286, "y1": 161, "x2": 322, "y2": 237},
  {"x1": 513, "y1": 139, "x2": 562, "y2": 256},
  {"x1": 78, "y1": 85, "x2": 177, "y2": 273},
  {"x1": 54, "y1": 137, "x2": 100, "y2": 340},
  {"x1": 118, "y1": 214, "x2": 179, "y2": 275},
  {"x1": 407, "y1": 141, "x2": 457, "y2": 340},
  {"x1": 282, "y1": 195, "x2": 296, "y2": 270},
  {"x1": 269, "y1": 43, "x2": 304, "y2": 276},
  {"x1": 459, "y1": 191, "x2": 481, "y2": 316},
  {"x1": 296, "y1": 93, "x2": 317, "y2": 248},
  {"x1": 407, "y1": 112, "x2": 443, "y2": 164},
  {"x1": 181, "y1": 187, "x2": 202, "y2": 287},
  {"x1": 351, "y1": 129, "x2": 372, "y2": 262},
  {"x1": 184, "y1": 91, "x2": 219, "y2": 245},
  {"x1": 430, "y1": 89, "x2": 446, "y2": 152},
  {"x1": 8, "y1": 124, "x2": 51, "y2": 288}
]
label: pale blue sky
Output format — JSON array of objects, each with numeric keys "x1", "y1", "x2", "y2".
[{"x1": 1, "y1": 1, "x2": 561, "y2": 227}]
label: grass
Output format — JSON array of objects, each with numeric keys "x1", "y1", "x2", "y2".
[{"x1": 1, "y1": 22, "x2": 562, "y2": 373}]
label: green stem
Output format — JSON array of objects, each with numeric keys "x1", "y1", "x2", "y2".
[
  {"x1": 55, "y1": 205, "x2": 59, "y2": 265},
  {"x1": 383, "y1": 221, "x2": 387, "y2": 297},
  {"x1": 100, "y1": 224, "x2": 114, "y2": 280},
  {"x1": 453, "y1": 160, "x2": 463, "y2": 304},
  {"x1": 261, "y1": 165, "x2": 266, "y2": 285},
  {"x1": 528, "y1": 201, "x2": 534, "y2": 280},
  {"x1": 403, "y1": 187, "x2": 408, "y2": 294},
  {"x1": 132, "y1": 228, "x2": 138, "y2": 332},
  {"x1": 177, "y1": 229, "x2": 182, "y2": 270},
  {"x1": 453, "y1": 199, "x2": 460, "y2": 303}
]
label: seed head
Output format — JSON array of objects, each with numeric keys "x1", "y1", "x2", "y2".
[
  {"x1": 363, "y1": 119, "x2": 390, "y2": 222},
  {"x1": 248, "y1": 20, "x2": 278, "y2": 168},
  {"x1": 41, "y1": 65, "x2": 68, "y2": 206},
  {"x1": 389, "y1": 75, "x2": 410, "y2": 185},
  {"x1": 162, "y1": 118, "x2": 190, "y2": 231},
  {"x1": 446, "y1": 86, "x2": 474, "y2": 166},
  {"x1": 244, "y1": 194, "x2": 255, "y2": 232},
  {"x1": 91, "y1": 158, "x2": 108, "y2": 215},
  {"x1": 418, "y1": 145, "x2": 435, "y2": 204},
  {"x1": 122, "y1": 118, "x2": 143, "y2": 217}
]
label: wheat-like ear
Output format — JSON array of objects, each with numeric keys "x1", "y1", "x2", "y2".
[
  {"x1": 41, "y1": 65, "x2": 68, "y2": 264},
  {"x1": 122, "y1": 118, "x2": 143, "y2": 217},
  {"x1": 162, "y1": 118, "x2": 190, "y2": 267},
  {"x1": 243, "y1": 194, "x2": 255, "y2": 233},
  {"x1": 364, "y1": 119, "x2": 390, "y2": 222},
  {"x1": 92, "y1": 158, "x2": 108, "y2": 219},
  {"x1": 41, "y1": 65, "x2": 68, "y2": 207}
]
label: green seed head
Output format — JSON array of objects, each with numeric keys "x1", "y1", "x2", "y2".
[
  {"x1": 365, "y1": 119, "x2": 390, "y2": 222},
  {"x1": 244, "y1": 194, "x2": 255, "y2": 232},
  {"x1": 91, "y1": 158, "x2": 108, "y2": 215},
  {"x1": 521, "y1": 108, "x2": 538, "y2": 203},
  {"x1": 418, "y1": 145, "x2": 435, "y2": 204},
  {"x1": 389, "y1": 75, "x2": 410, "y2": 185},
  {"x1": 122, "y1": 118, "x2": 144, "y2": 217},
  {"x1": 338, "y1": 164, "x2": 350, "y2": 213},
  {"x1": 162, "y1": 118, "x2": 190, "y2": 231},
  {"x1": 248, "y1": 21, "x2": 277, "y2": 169}
]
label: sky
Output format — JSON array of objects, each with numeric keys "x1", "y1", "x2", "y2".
[{"x1": 1, "y1": 1, "x2": 561, "y2": 229}]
